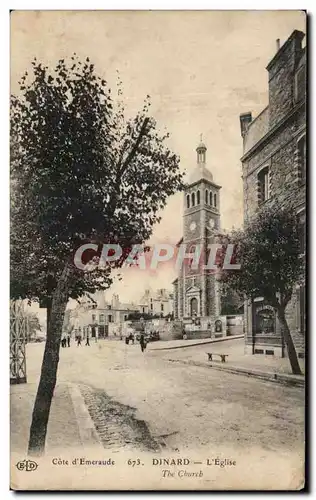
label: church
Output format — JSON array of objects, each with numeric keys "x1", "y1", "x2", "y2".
[{"x1": 173, "y1": 139, "x2": 223, "y2": 331}]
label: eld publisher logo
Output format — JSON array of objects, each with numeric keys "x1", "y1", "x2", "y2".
[{"x1": 16, "y1": 459, "x2": 38, "y2": 472}]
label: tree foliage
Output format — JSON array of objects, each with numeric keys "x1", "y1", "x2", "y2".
[
  {"x1": 10, "y1": 56, "x2": 185, "y2": 455},
  {"x1": 127, "y1": 311, "x2": 161, "y2": 321},
  {"x1": 11, "y1": 56, "x2": 184, "y2": 304},
  {"x1": 219, "y1": 205, "x2": 304, "y2": 307},
  {"x1": 24, "y1": 311, "x2": 41, "y2": 341},
  {"x1": 219, "y1": 204, "x2": 304, "y2": 374}
]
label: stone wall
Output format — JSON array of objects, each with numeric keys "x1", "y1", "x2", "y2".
[
  {"x1": 267, "y1": 30, "x2": 305, "y2": 128},
  {"x1": 244, "y1": 106, "x2": 269, "y2": 153},
  {"x1": 243, "y1": 114, "x2": 305, "y2": 223},
  {"x1": 241, "y1": 30, "x2": 306, "y2": 357}
]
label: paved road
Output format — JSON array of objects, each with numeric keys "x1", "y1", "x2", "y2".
[{"x1": 26, "y1": 339, "x2": 304, "y2": 458}]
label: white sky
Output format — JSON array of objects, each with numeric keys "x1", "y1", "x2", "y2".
[{"x1": 11, "y1": 10, "x2": 306, "y2": 312}]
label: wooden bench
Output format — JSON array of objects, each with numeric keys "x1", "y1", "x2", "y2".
[{"x1": 207, "y1": 352, "x2": 228, "y2": 363}]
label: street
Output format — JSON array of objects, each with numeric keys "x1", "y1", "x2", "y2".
[{"x1": 25, "y1": 338, "x2": 304, "y2": 456}]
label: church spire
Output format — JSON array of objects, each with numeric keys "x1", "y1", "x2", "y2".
[
  {"x1": 196, "y1": 135, "x2": 207, "y2": 164},
  {"x1": 189, "y1": 137, "x2": 213, "y2": 184}
]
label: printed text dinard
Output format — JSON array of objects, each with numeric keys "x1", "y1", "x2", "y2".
[{"x1": 51, "y1": 457, "x2": 236, "y2": 468}]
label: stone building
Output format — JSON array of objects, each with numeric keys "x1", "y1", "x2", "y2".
[
  {"x1": 173, "y1": 140, "x2": 223, "y2": 332},
  {"x1": 139, "y1": 288, "x2": 173, "y2": 317},
  {"x1": 240, "y1": 30, "x2": 306, "y2": 357},
  {"x1": 69, "y1": 291, "x2": 139, "y2": 338}
]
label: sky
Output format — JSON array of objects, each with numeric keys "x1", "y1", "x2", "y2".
[{"x1": 11, "y1": 10, "x2": 306, "y2": 316}]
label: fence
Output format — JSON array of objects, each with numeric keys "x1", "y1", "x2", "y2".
[{"x1": 10, "y1": 300, "x2": 27, "y2": 384}]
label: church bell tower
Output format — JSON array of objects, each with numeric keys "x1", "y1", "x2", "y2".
[{"x1": 178, "y1": 137, "x2": 222, "y2": 320}]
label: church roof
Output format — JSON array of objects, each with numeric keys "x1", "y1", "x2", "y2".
[
  {"x1": 187, "y1": 137, "x2": 215, "y2": 184},
  {"x1": 188, "y1": 164, "x2": 214, "y2": 184}
]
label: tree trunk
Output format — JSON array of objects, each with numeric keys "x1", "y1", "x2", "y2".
[
  {"x1": 28, "y1": 264, "x2": 70, "y2": 456},
  {"x1": 276, "y1": 306, "x2": 302, "y2": 376},
  {"x1": 46, "y1": 301, "x2": 52, "y2": 338}
]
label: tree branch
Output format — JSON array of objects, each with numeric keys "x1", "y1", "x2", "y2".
[
  {"x1": 119, "y1": 117, "x2": 150, "y2": 177},
  {"x1": 108, "y1": 117, "x2": 150, "y2": 220}
]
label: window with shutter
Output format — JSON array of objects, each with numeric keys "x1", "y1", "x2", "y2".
[{"x1": 257, "y1": 166, "x2": 270, "y2": 205}]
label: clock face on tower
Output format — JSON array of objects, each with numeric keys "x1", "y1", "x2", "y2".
[
  {"x1": 208, "y1": 218, "x2": 215, "y2": 229},
  {"x1": 184, "y1": 211, "x2": 200, "y2": 240}
]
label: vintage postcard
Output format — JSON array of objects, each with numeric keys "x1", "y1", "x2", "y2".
[{"x1": 10, "y1": 10, "x2": 306, "y2": 491}]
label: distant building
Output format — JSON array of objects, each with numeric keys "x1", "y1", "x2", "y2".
[
  {"x1": 139, "y1": 288, "x2": 173, "y2": 317},
  {"x1": 240, "y1": 30, "x2": 306, "y2": 357},
  {"x1": 69, "y1": 291, "x2": 139, "y2": 338},
  {"x1": 68, "y1": 289, "x2": 174, "y2": 338}
]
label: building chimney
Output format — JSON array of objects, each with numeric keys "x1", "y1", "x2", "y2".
[
  {"x1": 239, "y1": 112, "x2": 252, "y2": 138},
  {"x1": 276, "y1": 38, "x2": 280, "y2": 52}
]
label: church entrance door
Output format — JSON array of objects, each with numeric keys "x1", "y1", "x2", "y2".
[{"x1": 190, "y1": 297, "x2": 198, "y2": 317}]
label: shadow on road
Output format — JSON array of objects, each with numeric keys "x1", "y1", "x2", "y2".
[{"x1": 80, "y1": 384, "x2": 162, "y2": 453}]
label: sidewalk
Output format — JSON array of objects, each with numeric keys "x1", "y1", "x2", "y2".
[
  {"x1": 148, "y1": 334, "x2": 244, "y2": 350},
  {"x1": 10, "y1": 381, "x2": 102, "y2": 455},
  {"x1": 152, "y1": 337, "x2": 305, "y2": 387}
]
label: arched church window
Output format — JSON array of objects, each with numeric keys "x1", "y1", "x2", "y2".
[
  {"x1": 209, "y1": 192, "x2": 213, "y2": 206},
  {"x1": 186, "y1": 194, "x2": 190, "y2": 209},
  {"x1": 205, "y1": 190, "x2": 208, "y2": 204},
  {"x1": 191, "y1": 192, "x2": 195, "y2": 207},
  {"x1": 214, "y1": 193, "x2": 217, "y2": 207},
  {"x1": 190, "y1": 297, "x2": 198, "y2": 317},
  {"x1": 197, "y1": 190, "x2": 200, "y2": 205}
]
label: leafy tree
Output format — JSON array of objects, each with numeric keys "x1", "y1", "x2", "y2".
[
  {"x1": 220, "y1": 288, "x2": 244, "y2": 316},
  {"x1": 11, "y1": 56, "x2": 184, "y2": 455},
  {"x1": 219, "y1": 205, "x2": 304, "y2": 375},
  {"x1": 24, "y1": 311, "x2": 41, "y2": 342},
  {"x1": 126, "y1": 312, "x2": 160, "y2": 321}
]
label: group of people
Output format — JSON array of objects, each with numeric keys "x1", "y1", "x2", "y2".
[
  {"x1": 75, "y1": 332, "x2": 90, "y2": 346},
  {"x1": 61, "y1": 331, "x2": 91, "y2": 347},
  {"x1": 61, "y1": 333, "x2": 71, "y2": 348},
  {"x1": 125, "y1": 333, "x2": 135, "y2": 345},
  {"x1": 125, "y1": 330, "x2": 147, "y2": 353}
]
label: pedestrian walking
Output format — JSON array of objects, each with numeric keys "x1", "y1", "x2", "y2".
[
  {"x1": 139, "y1": 332, "x2": 147, "y2": 353},
  {"x1": 61, "y1": 333, "x2": 67, "y2": 348},
  {"x1": 67, "y1": 333, "x2": 71, "y2": 347},
  {"x1": 85, "y1": 325, "x2": 91, "y2": 346},
  {"x1": 77, "y1": 333, "x2": 82, "y2": 346}
]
